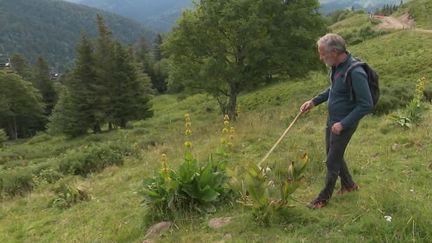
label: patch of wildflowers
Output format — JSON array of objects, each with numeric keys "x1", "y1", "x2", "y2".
[
  {"x1": 184, "y1": 113, "x2": 192, "y2": 149},
  {"x1": 160, "y1": 153, "x2": 170, "y2": 181}
]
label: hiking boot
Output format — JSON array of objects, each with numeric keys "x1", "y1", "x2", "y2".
[
  {"x1": 337, "y1": 183, "x2": 359, "y2": 195},
  {"x1": 306, "y1": 198, "x2": 328, "y2": 209}
]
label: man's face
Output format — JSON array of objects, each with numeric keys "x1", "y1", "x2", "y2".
[{"x1": 318, "y1": 45, "x2": 337, "y2": 66}]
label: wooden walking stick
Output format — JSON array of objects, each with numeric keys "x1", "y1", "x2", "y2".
[{"x1": 258, "y1": 112, "x2": 302, "y2": 167}]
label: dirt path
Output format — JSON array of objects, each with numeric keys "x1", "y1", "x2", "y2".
[
  {"x1": 414, "y1": 28, "x2": 432, "y2": 33},
  {"x1": 378, "y1": 16, "x2": 411, "y2": 29},
  {"x1": 372, "y1": 13, "x2": 432, "y2": 33},
  {"x1": 373, "y1": 13, "x2": 414, "y2": 30}
]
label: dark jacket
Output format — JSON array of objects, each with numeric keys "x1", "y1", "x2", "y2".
[{"x1": 312, "y1": 53, "x2": 373, "y2": 128}]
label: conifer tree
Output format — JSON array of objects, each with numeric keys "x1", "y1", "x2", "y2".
[
  {"x1": 94, "y1": 14, "x2": 116, "y2": 131},
  {"x1": 110, "y1": 42, "x2": 153, "y2": 128},
  {"x1": 49, "y1": 17, "x2": 153, "y2": 136},
  {"x1": 49, "y1": 34, "x2": 98, "y2": 136},
  {"x1": 10, "y1": 53, "x2": 31, "y2": 79},
  {"x1": 32, "y1": 57, "x2": 57, "y2": 116},
  {"x1": 153, "y1": 34, "x2": 164, "y2": 62},
  {"x1": 149, "y1": 34, "x2": 167, "y2": 93},
  {"x1": 135, "y1": 37, "x2": 157, "y2": 91},
  {"x1": 136, "y1": 37, "x2": 151, "y2": 63}
]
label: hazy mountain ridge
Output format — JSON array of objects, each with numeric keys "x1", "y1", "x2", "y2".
[
  {"x1": 320, "y1": 0, "x2": 407, "y2": 14},
  {"x1": 63, "y1": 0, "x2": 407, "y2": 31},
  {"x1": 72, "y1": 0, "x2": 193, "y2": 32}
]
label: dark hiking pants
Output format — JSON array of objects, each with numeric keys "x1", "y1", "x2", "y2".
[{"x1": 318, "y1": 125, "x2": 357, "y2": 201}]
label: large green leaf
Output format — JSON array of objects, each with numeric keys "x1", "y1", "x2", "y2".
[
  {"x1": 293, "y1": 153, "x2": 309, "y2": 179},
  {"x1": 198, "y1": 186, "x2": 220, "y2": 202}
]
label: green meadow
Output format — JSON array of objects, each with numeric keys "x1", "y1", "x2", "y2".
[{"x1": 1, "y1": 5, "x2": 432, "y2": 243}]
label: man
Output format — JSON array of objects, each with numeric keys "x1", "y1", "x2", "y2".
[{"x1": 300, "y1": 33, "x2": 373, "y2": 209}]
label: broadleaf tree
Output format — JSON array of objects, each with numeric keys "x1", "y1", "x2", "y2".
[
  {"x1": 164, "y1": 0, "x2": 327, "y2": 120},
  {"x1": 0, "y1": 71, "x2": 45, "y2": 139}
]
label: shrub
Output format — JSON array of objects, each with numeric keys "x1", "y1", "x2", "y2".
[
  {"x1": 423, "y1": 86, "x2": 432, "y2": 102},
  {"x1": 141, "y1": 114, "x2": 232, "y2": 218},
  {"x1": 374, "y1": 84, "x2": 414, "y2": 115},
  {"x1": 83, "y1": 134, "x2": 105, "y2": 143},
  {"x1": 391, "y1": 77, "x2": 427, "y2": 128},
  {"x1": 0, "y1": 169, "x2": 34, "y2": 197},
  {"x1": 0, "y1": 151, "x2": 21, "y2": 165},
  {"x1": 51, "y1": 183, "x2": 90, "y2": 209},
  {"x1": 340, "y1": 25, "x2": 388, "y2": 46},
  {"x1": 238, "y1": 153, "x2": 309, "y2": 225},
  {"x1": 131, "y1": 127, "x2": 149, "y2": 135},
  {"x1": 27, "y1": 132, "x2": 51, "y2": 145},
  {"x1": 33, "y1": 168, "x2": 63, "y2": 186},
  {"x1": 59, "y1": 142, "x2": 128, "y2": 176},
  {"x1": 141, "y1": 151, "x2": 230, "y2": 217},
  {"x1": 0, "y1": 129, "x2": 7, "y2": 147}
]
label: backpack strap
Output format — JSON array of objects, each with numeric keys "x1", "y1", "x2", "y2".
[
  {"x1": 343, "y1": 61, "x2": 365, "y2": 83},
  {"x1": 343, "y1": 60, "x2": 365, "y2": 101}
]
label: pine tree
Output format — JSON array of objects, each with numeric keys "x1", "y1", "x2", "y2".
[
  {"x1": 136, "y1": 37, "x2": 151, "y2": 62},
  {"x1": 110, "y1": 42, "x2": 153, "y2": 128},
  {"x1": 48, "y1": 86, "x2": 87, "y2": 136},
  {"x1": 151, "y1": 60, "x2": 168, "y2": 93},
  {"x1": 135, "y1": 37, "x2": 157, "y2": 92},
  {"x1": 150, "y1": 34, "x2": 167, "y2": 93},
  {"x1": 32, "y1": 57, "x2": 57, "y2": 116},
  {"x1": 153, "y1": 34, "x2": 163, "y2": 62},
  {"x1": 10, "y1": 53, "x2": 31, "y2": 79},
  {"x1": 49, "y1": 17, "x2": 153, "y2": 136},
  {"x1": 49, "y1": 34, "x2": 100, "y2": 136},
  {"x1": 94, "y1": 14, "x2": 116, "y2": 131}
]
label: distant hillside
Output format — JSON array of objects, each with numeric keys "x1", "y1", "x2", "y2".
[
  {"x1": 68, "y1": 0, "x2": 194, "y2": 32},
  {"x1": 0, "y1": 0, "x2": 155, "y2": 71},
  {"x1": 397, "y1": 0, "x2": 432, "y2": 28},
  {"x1": 320, "y1": 0, "x2": 408, "y2": 14},
  {"x1": 65, "y1": 0, "x2": 409, "y2": 31}
]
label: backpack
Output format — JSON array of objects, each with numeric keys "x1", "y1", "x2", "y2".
[{"x1": 343, "y1": 59, "x2": 380, "y2": 106}]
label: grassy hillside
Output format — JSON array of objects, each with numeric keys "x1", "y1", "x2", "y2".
[
  {"x1": 330, "y1": 12, "x2": 371, "y2": 32},
  {"x1": 1, "y1": 17, "x2": 432, "y2": 243},
  {"x1": 329, "y1": 11, "x2": 392, "y2": 49},
  {"x1": 351, "y1": 31, "x2": 432, "y2": 84},
  {"x1": 398, "y1": 0, "x2": 432, "y2": 29}
]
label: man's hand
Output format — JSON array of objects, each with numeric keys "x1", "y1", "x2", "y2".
[
  {"x1": 331, "y1": 122, "x2": 343, "y2": 135},
  {"x1": 300, "y1": 100, "x2": 315, "y2": 114}
]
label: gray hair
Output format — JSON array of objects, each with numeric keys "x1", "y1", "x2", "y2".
[{"x1": 317, "y1": 33, "x2": 346, "y2": 54}]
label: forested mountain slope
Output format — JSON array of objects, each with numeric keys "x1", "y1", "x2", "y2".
[{"x1": 0, "y1": 0, "x2": 155, "y2": 70}]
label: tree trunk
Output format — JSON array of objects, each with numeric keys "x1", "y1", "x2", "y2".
[
  {"x1": 8, "y1": 117, "x2": 18, "y2": 140},
  {"x1": 215, "y1": 95, "x2": 228, "y2": 115},
  {"x1": 108, "y1": 122, "x2": 113, "y2": 130},
  {"x1": 93, "y1": 120, "x2": 101, "y2": 133},
  {"x1": 228, "y1": 83, "x2": 239, "y2": 121},
  {"x1": 120, "y1": 119, "x2": 127, "y2": 129}
]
